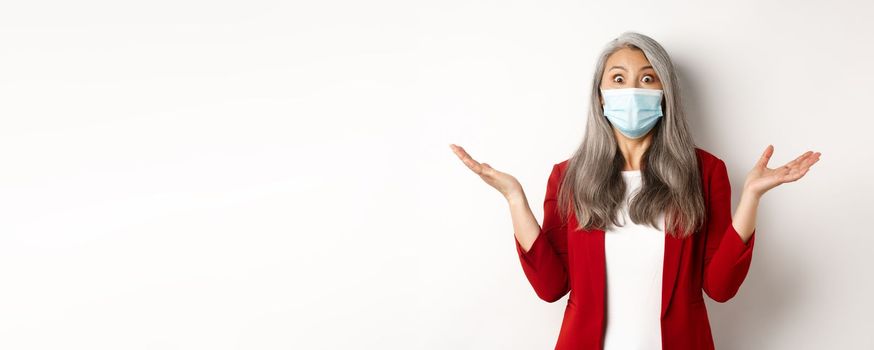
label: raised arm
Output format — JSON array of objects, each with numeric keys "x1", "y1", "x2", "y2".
[
  {"x1": 702, "y1": 158, "x2": 757, "y2": 302},
  {"x1": 449, "y1": 144, "x2": 569, "y2": 302},
  {"x1": 512, "y1": 163, "x2": 570, "y2": 302},
  {"x1": 703, "y1": 146, "x2": 820, "y2": 302}
]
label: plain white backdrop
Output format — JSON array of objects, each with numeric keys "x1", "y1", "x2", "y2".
[{"x1": 1, "y1": 0, "x2": 872, "y2": 349}]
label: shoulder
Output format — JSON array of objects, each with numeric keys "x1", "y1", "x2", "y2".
[
  {"x1": 694, "y1": 147, "x2": 730, "y2": 187},
  {"x1": 543, "y1": 159, "x2": 571, "y2": 187},
  {"x1": 695, "y1": 147, "x2": 726, "y2": 170},
  {"x1": 695, "y1": 146, "x2": 721, "y2": 163},
  {"x1": 553, "y1": 159, "x2": 571, "y2": 179}
]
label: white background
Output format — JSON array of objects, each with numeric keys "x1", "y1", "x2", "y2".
[{"x1": 1, "y1": 0, "x2": 872, "y2": 349}]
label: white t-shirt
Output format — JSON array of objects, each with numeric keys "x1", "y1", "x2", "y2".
[{"x1": 602, "y1": 170, "x2": 665, "y2": 350}]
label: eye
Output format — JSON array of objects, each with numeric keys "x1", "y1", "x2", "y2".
[
  {"x1": 612, "y1": 75, "x2": 624, "y2": 83},
  {"x1": 642, "y1": 74, "x2": 655, "y2": 83}
]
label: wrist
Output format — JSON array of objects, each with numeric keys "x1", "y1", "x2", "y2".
[
  {"x1": 741, "y1": 188, "x2": 762, "y2": 203},
  {"x1": 506, "y1": 191, "x2": 527, "y2": 206}
]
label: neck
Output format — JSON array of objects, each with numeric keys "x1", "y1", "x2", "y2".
[{"x1": 613, "y1": 129, "x2": 653, "y2": 171}]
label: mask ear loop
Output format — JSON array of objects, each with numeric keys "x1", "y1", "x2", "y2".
[{"x1": 662, "y1": 96, "x2": 666, "y2": 114}]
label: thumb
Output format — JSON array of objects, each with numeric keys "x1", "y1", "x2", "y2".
[
  {"x1": 480, "y1": 162, "x2": 495, "y2": 175},
  {"x1": 756, "y1": 144, "x2": 773, "y2": 169}
]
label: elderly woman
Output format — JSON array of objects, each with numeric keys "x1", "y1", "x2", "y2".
[{"x1": 450, "y1": 31, "x2": 820, "y2": 350}]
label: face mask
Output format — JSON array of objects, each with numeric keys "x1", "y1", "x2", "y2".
[{"x1": 600, "y1": 87, "x2": 664, "y2": 139}]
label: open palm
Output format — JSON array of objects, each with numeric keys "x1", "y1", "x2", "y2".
[
  {"x1": 449, "y1": 144, "x2": 523, "y2": 200},
  {"x1": 744, "y1": 145, "x2": 821, "y2": 197}
]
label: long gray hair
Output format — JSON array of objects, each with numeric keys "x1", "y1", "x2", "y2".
[{"x1": 557, "y1": 31, "x2": 705, "y2": 238}]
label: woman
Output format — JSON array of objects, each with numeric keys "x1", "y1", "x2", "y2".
[{"x1": 449, "y1": 32, "x2": 820, "y2": 350}]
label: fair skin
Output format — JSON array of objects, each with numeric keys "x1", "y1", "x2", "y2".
[{"x1": 449, "y1": 47, "x2": 821, "y2": 251}]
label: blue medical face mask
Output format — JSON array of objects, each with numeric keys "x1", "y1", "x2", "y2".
[{"x1": 600, "y1": 87, "x2": 664, "y2": 139}]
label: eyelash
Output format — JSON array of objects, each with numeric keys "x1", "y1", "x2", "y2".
[{"x1": 613, "y1": 74, "x2": 655, "y2": 83}]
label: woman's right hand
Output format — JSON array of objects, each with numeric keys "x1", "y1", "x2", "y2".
[{"x1": 449, "y1": 143, "x2": 524, "y2": 202}]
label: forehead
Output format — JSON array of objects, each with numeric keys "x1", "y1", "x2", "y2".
[{"x1": 605, "y1": 47, "x2": 652, "y2": 69}]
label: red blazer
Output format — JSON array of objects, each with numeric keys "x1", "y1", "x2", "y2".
[{"x1": 515, "y1": 147, "x2": 756, "y2": 350}]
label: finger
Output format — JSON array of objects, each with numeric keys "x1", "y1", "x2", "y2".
[
  {"x1": 783, "y1": 150, "x2": 813, "y2": 169},
  {"x1": 480, "y1": 162, "x2": 501, "y2": 177},
  {"x1": 799, "y1": 152, "x2": 821, "y2": 170},
  {"x1": 450, "y1": 144, "x2": 484, "y2": 173},
  {"x1": 793, "y1": 151, "x2": 819, "y2": 168},
  {"x1": 450, "y1": 143, "x2": 469, "y2": 157}
]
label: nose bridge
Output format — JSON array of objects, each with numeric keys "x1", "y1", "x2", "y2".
[{"x1": 632, "y1": 70, "x2": 643, "y2": 88}]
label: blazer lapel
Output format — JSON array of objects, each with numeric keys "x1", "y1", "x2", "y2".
[{"x1": 584, "y1": 228, "x2": 606, "y2": 323}]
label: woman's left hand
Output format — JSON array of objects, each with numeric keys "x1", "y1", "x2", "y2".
[{"x1": 743, "y1": 144, "x2": 821, "y2": 198}]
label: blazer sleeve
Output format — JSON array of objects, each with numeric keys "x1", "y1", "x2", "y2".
[
  {"x1": 513, "y1": 163, "x2": 570, "y2": 303},
  {"x1": 702, "y1": 158, "x2": 757, "y2": 303}
]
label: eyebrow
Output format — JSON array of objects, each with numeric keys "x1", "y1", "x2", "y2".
[{"x1": 608, "y1": 65, "x2": 654, "y2": 71}]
